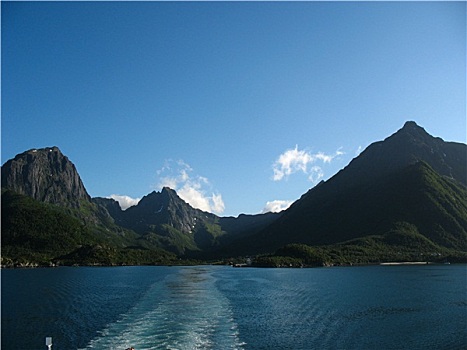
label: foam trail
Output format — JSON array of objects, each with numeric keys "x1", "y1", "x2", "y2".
[{"x1": 80, "y1": 267, "x2": 244, "y2": 350}]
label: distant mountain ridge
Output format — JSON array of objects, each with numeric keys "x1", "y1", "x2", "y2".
[
  {"x1": 94, "y1": 187, "x2": 280, "y2": 254},
  {"x1": 1, "y1": 121, "x2": 466, "y2": 265}
]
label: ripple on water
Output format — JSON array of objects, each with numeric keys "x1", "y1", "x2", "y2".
[{"x1": 80, "y1": 267, "x2": 244, "y2": 350}]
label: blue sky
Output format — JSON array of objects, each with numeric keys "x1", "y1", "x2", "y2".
[{"x1": 2, "y1": 1, "x2": 466, "y2": 216}]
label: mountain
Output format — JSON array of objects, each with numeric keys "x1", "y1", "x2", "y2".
[
  {"x1": 95, "y1": 187, "x2": 219, "y2": 254},
  {"x1": 1, "y1": 147, "x2": 90, "y2": 208},
  {"x1": 1, "y1": 146, "x2": 129, "y2": 232},
  {"x1": 95, "y1": 187, "x2": 280, "y2": 255},
  {"x1": 2, "y1": 121, "x2": 465, "y2": 266},
  {"x1": 1, "y1": 187, "x2": 179, "y2": 267},
  {"x1": 1, "y1": 146, "x2": 279, "y2": 263},
  {"x1": 330, "y1": 121, "x2": 466, "y2": 188},
  {"x1": 0, "y1": 147, "x2": 174, "y2": 266},
  {"x1": 229, "y1": 121, "x2": 467, "y2": 257}
]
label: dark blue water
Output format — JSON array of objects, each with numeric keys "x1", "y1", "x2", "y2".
[{"x1": 2, "y1": 265, "x2": 466, "y2": 349}]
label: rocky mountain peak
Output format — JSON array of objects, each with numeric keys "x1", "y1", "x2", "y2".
[
  {"x1": 391, "y1": 120, "x2": 436, "y2": 145},
  {"x1": 401, "y1": 120, "x2": 422, "y2": 131},
  {"x1": 122, "y1": 187, "x2": 209, "y2": 235},
  {"x1": 160, "y1": 186, "x2": 181, "y2": 202},
  {"x1": 330, "y1": 121, "x2": 466, "y2": 188},
  {"x1": 1, "y1": 146, "x2": 91, "y2": 207}
]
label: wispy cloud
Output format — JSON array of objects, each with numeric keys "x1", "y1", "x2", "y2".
[
  {"x1": 262, "y1": 199, "x2": 293, "y2": 213},
  {"x1": 211, "y1": 193, "x2": 226, "y2": 214},
  {"x1": 108, "y1": 194, "x2": 140, "y2": 210},
  {"x1": 272, "y1": 146, "x2": 343, "y2": 183},
  {"x1": 273, "y1": 146, "x2": 312, "y2": 181},
  {"x1": 157, "y1": 159, "x2": 225, "y2": 214},
  {"x1": 308, "y1": 166, "x2": 324, "y2": 183}
]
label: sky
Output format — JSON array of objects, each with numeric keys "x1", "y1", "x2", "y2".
[{"x1": 2, "y1": 1, "x2": 466, "y2": 217}]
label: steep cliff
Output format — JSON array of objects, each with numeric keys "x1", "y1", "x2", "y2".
[{"x1": 1, "y1": 147, "x2": 90, "y2": 208}]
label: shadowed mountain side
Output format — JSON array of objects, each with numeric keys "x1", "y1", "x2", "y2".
[
  {"x1": 218, "y1": 212, "x2": 282, "y2": 243},
  {"x1": 227, "y1": 161, "x2": 467, "y2": 256},
  {"x1": 326, "y1": 121, "x2": 466, "y2": 192},
  {"x1": 222, "y1": 122, "x2": 466, "y2": 256}
]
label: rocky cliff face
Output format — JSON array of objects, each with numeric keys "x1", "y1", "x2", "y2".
[{"x1": 1, "y1": 147, "x2": 91, "y2": 208}]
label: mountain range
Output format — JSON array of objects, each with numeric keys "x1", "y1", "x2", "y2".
[
  {"x1": 93, "y1": 187, "x2": 279, "y2": 255},
  {"x1": 2, "y1": 121, "x2": 466, "y2": 266}
]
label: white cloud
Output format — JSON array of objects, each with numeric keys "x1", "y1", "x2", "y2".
[
  {"x1": 272, "y1": 146, "x2": 343, "y2": 183},
  {"x1": 262, "y1": 200, "x2": 293, "y2": 213},
  {"x1": 211, "y1": 193, "x2": 225, "y2": 213},
  {"x1": 178, "y1": 183, "x2": 211, "y2": 212},
  {"x1": 272, "y1": 146, "x2": 312, "y2": 181},
  {"x1": 108, "y1": 194, "x2": 140, "y2": 210},
  {"x1": 156, "y1": 159, "x2": 225, "y2": 215},
  {"x1": 314, "y1": 152, "x2": 333, "y2": 163}
]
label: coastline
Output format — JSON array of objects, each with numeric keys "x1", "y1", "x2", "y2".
[{"x1": 379, "y1": 261, "x2": 433, "y2": 266}]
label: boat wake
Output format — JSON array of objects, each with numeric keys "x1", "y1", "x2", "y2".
[{"x1": 79, "y1": 267, "x2": 244, "y2": 350}]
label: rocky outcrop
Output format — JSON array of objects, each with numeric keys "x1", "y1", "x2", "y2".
[{"x1": 1, "y1": 146, "x2": 91, "y2": 208}]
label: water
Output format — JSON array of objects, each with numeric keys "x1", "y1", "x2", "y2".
[{"x1": 2, "y1": 265, "x2": 466, "y2": 349}]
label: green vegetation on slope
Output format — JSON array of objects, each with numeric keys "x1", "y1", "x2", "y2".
[
  {"x1": 1, "y1": 190, "x2": 180, "y2": 267},
  {"x1": 254, "y1": 245, "x2": 465, "y2": 268},
  {"x1": 2, "y1": 161, "x2": 465, "y2": 267},
  {"x1": 253, "y1": 223, "x2": 467, "y2": 268},
  {"x1": 233, "y1": 161, "x2": 467, "y2": 256}
]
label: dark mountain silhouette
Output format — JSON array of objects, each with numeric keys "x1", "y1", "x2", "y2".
[
  {"x1": 330, "y1": 121, "x2": 466, "y2": 188},
  {"x1": 227, "y1": 121, "x2": 467, "y2": 255}
]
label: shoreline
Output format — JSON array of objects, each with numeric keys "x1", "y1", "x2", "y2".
[
  {"x1": 3, "y1": 260, "x2": 460, "y2": 269},
  {"x1": 379, "y1": 261, "x2": 433, "y2": 266}
]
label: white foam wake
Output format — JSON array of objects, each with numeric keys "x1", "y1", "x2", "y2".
[{"x1": 80, "y1": 267, "x2": 245, "y2": 350}]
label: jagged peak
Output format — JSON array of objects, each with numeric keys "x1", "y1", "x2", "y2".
[
  {"x1": 144, "y1": 187, "x2": 176, "y2": 196},
  {"x1": 138, "y1": 187, "x2": 184, "y2": 207},
  {"x1": 161, "y1": 186, "x2": 176, "y2": 194}
]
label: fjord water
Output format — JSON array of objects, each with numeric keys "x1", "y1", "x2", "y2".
[{"x1": 2, "y1": 265, "x2": 466, "y2": 350}]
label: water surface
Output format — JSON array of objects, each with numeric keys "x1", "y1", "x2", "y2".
[{"x1": 2, "y1": 265, "x2": 466, "y2": 349}]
